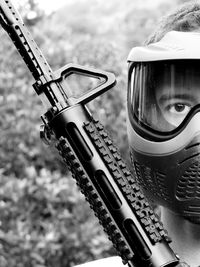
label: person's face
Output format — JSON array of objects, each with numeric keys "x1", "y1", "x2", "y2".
[{"x1": 155, "y1": 75, "x2": 200, "y2": 129}]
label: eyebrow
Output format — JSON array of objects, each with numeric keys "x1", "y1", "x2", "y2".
[{"x1": 158, "y1": 93, "x2": 197, "y2": 104}]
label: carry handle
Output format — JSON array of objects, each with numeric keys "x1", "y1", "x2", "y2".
[{"x1": 49, "y1": 63, "x2": 117, "y2": 105}]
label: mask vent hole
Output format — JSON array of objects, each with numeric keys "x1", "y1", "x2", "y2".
[
  {"x1": 133, "y1": 161, "x2": 170, "y2": 202},
  {"x1": 176, "y1": 161, "x2": 200, "y2": 200}
]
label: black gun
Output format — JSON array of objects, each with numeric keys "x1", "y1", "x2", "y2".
[{"x1": 0, "y1": 1, "x2": 188, "y2": 266}]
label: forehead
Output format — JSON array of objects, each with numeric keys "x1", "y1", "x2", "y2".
[
  {"x1": 151, "y1": 61, "x2": 200, "y2": 104},
  {"x1": 154, "y1": 60, "x2": 200, "y2": 78},
  {"x1": 153, "y1": 60, "x2": 200, "y2": 93}
]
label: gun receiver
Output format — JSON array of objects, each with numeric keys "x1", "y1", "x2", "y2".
[{"x1": 0, "y1": 1, "x2": 186, "y2": 266}]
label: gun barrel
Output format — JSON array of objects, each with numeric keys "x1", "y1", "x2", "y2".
[
  {"x1": 0, "y1": 0, "x2": 23, "y2": 25},
  {"x1": 0, "y1": 0, "x2": 52, "y2": 80},
  {"x1": 0, "y1": 0, "x2": 71, "y2": 109}
]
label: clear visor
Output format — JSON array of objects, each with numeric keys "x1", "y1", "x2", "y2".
[{"x1": 129, "y1": 60, "x2": 200, "y2": 133}]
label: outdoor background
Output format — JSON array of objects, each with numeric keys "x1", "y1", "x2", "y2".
[{"x1": 0, "y1": 0, "x2": 190, "y2": 266}]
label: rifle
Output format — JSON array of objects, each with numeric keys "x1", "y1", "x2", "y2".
[{"x1": 0, "y1": 1, "x2": 188, "y2": 266}]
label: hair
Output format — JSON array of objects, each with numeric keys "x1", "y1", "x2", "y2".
[{"x1": 146, "y1": 1, "x2": 200, "y2": 44}]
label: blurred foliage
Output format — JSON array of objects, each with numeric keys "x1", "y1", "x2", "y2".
[{"x1": 0, "y1": 0, "x2": 186, "y2": 266}]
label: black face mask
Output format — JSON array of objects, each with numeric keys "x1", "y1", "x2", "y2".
[
  {"x1": 129, "y1": 140, "x2": 200, "y2": 224},
  {"x1": 127, "y1": 60, "x2": 200, "y2": 224}
]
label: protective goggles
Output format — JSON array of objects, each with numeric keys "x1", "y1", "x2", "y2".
[{"x1": 128, "y1": 59, "x2": 200, "y2": 138}]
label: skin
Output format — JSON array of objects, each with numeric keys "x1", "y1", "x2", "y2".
[{"x1": 161, "y1": 207, "x2": 200, "y2": 266}]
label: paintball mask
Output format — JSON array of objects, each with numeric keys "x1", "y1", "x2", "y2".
[{"x1": 127, "y1": 31, "x2": 200, "y2": 224}]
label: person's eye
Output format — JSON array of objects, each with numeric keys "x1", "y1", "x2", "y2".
[{"x1": 167, "y1": 103, "x2": 191, "y2": 115}]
